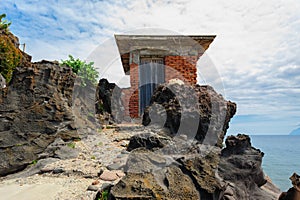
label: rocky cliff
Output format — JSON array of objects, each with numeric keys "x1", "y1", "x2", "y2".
[{"x1": 0, "y1": 31, "x2": 79, "y2": 176}]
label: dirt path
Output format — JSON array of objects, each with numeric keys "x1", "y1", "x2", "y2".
[{"x1": 0, "y1": 125, "x2": 143, "y2": 200}]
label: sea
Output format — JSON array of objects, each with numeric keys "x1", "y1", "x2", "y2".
[{"x1": 250, "y1": 135, "x2": 300, "y2": 191}]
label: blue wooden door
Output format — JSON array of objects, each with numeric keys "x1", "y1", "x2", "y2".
[{"x1": 139, "y1": 58, "x2": 164, "y2": 115}]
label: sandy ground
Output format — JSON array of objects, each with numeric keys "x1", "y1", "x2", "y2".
[
  {"x1": 0, "y1": 176, "x2": 92, "y2": 200},
  {"x1": 0, "y1": 125, "x2": 140, "y2": 200}
]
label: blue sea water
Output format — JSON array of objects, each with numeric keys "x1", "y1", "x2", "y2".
[{"x1": 250, "y1": 135, "x2": 300, "y2": 191}]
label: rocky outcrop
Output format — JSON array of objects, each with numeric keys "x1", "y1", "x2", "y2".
[
  {"x1": 142, "y1": 82, "x2": 236, "y2": 147},
  {"x1": 0, "y1": 31, "x2": 79, "y2": 176},
  {"x1": 110, "y1": 81, "x2": 279, "y2": 200},
  {"x1": 110, "y1": 132, "x2": 280, "y2": 200},
  {"x1": 219, "y1": 134, "x2": 276, "y2": 199},
  {"x1": 95, "y1": 78, "x2": 124, "y2": 124},
  {"x1": 279, "y1": 173, "x2": 300, "y2": 200}
]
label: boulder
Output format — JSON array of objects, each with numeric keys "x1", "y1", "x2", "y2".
[
  {"x1": 142, "y1": 82, "x2": 236, "y2": 147},
  {"x1": 126, "y1": 130, "x2": 172, "y2": 152}
]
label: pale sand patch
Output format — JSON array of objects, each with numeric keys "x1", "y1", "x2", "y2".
[
  {"x1": 0, "y1": 183, "x2": 63, "y2": 200},
  {"x1": 0, "y1": 176, "x2": 94, "y2": 199}
]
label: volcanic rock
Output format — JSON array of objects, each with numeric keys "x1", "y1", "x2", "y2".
[
  {"x1": 279, "y1": 173, "x2": 300, "y2": 200},
  {"x1": 126, "y1": 130, "x2": 172, "y2": 152},
  {"x1": 0, "y1": 31, "x2": 79, "y2": 176},
  {"x1": 110, "y1": 131, "x2": 280, "y2": 199},
  {"x1": 218, "y1": 134, "x2": 276, "y2": 199},
  {"x1": 142, "y1": 82, "x2": 236, "y2": 147},
  {"x1": 95, "y1": 78, "x2": 124, "y2": 123}
]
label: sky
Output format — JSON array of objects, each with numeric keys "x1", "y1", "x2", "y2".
[{"x1": 2, "y1": 0, "x2": 300, "y2": 135}]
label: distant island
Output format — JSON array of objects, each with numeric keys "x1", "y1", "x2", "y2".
[{"x1": 289, "y1": 127, "x2": 300, "y2": 135}]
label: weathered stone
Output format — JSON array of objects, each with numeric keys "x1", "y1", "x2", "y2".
[
  {"x1": 279, "y1": 173, "x2": 300, "y2": 200},
  {"x1": 99, "y1": 170, "x2": 119, "y2": 181},
  {"x1": 127, "y1": 131, "x2": 172, "y2": 152},
  {"x1": 110, "y1": 130, "x2": 280, "y2": 200},
  {"x1": 107, "y1": 163, "x2": 124, "y2": 171},
  {"x1": 0, "y1": 31, "x2": 78, "y2": 176},
  {"x1": 178, "y1": 150, "x2": 222, "y2": 195},
  {"x1": 40, "y1": 138, "x2": 79, "y2": 160},
  {"x1": 87, "y1": 185, "x2": 99, "y2": 192},
  {"x1": 125, "y1": 148, "x2": 168, "y2": 173},
  {"x1": 221, "y1": 134, "x2": 252, "y2": 156},
  {"x1": 142, "y1": 82, "x2": 236, "y2": 147},
  {"x1": 100, "y1": 183, "x2": 113, "y2": 191},
  {"x1": 290, "y1": 173, "x2": 300, "y2": 187},
  {"x1": 53, "y1": 168, "x2": 65, "y2": 174},
  {"x1": 218, "y1": 134, "x2": 276, "y2": 200},
  {"x1": 95, "y1": 78, "x2": 124, "y2": 123},
  {"x1": 110, "y1": 166, "x2": 200, "y2": 200},
  {"x1": 40, "y1": 167, "x2": 54, "y2": 174}
]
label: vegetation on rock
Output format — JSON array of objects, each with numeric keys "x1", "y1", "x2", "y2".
[
  {"x1": 61, "y1": 55, "x2": 99, "y2": 86},
  {"x1": 0, "y1": 30, "x2": 22, "y2": 84},
  {"x1": 0, "y1": 14, "x2": 11, "y2": 31}
]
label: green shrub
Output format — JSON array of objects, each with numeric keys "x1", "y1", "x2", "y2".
[
  {"x1": 61, "y1": 55, "x2": 99, "y2": 87},
  {"x1": 98, "y1": 189, "x2": 109, "y2": 200},
  {"x1": 30, "y1": 160, "x2": 38, "y2": 166},
  {"x1": 0, "y1": 34, "x2": 22, "y2": 84},
  {"x1": 0, "y1": 14, "x2": 11, "y2": 31}
]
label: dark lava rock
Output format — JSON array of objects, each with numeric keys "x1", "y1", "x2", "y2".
[
  {"x1": 290, "y1": 173, "x2": 300, "y2": 190},
  {"x1": 0, "y1": 31, "x2": 78, "y2": 176},
  {"x1": 127, "y1": 131, "x2": 172, "y2": 152},
  {"x1": 95, "y1": 78, "x2": 124, "y2": 123},
  {"x1": 221, "y1": 133, "x2": 253, "y2": 156},
  {"x1": 110, "y1": 131, "x2": 280, "y2": 200},
  {"x1": 142, "y1": 82, "x2": 236, "y2": 147},
  {"x1": 52, "y1": 168, "x2": 65, "y2": 174},
  {"x1": 218, "y1": 134, "x2": 275, "y2": 200},
  {"x1": 279, "y1": 173, "x2": 300, "y2": 200},
  {"x1": 40, "y1": 138, "x2": 79, "y2": 160}
]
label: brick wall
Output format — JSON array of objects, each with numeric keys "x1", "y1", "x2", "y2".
[
  {"x1": 122, "y1": 55, "x2": 199, "y2": 119},
  {"x1": 125, "y1": 63, "x2": 139, "y2": 118},
  {"x1": 165, "y1": 56, "x2": 198, "y2": 85}
]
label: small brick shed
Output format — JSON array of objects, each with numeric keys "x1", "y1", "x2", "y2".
[{"x1": 115, "y1": 35, "x2": 216, "y2": 118}]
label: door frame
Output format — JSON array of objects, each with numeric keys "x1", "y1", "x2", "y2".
[{"x1": 138, "y1": 57, "x2": 165, "y2": 116}]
